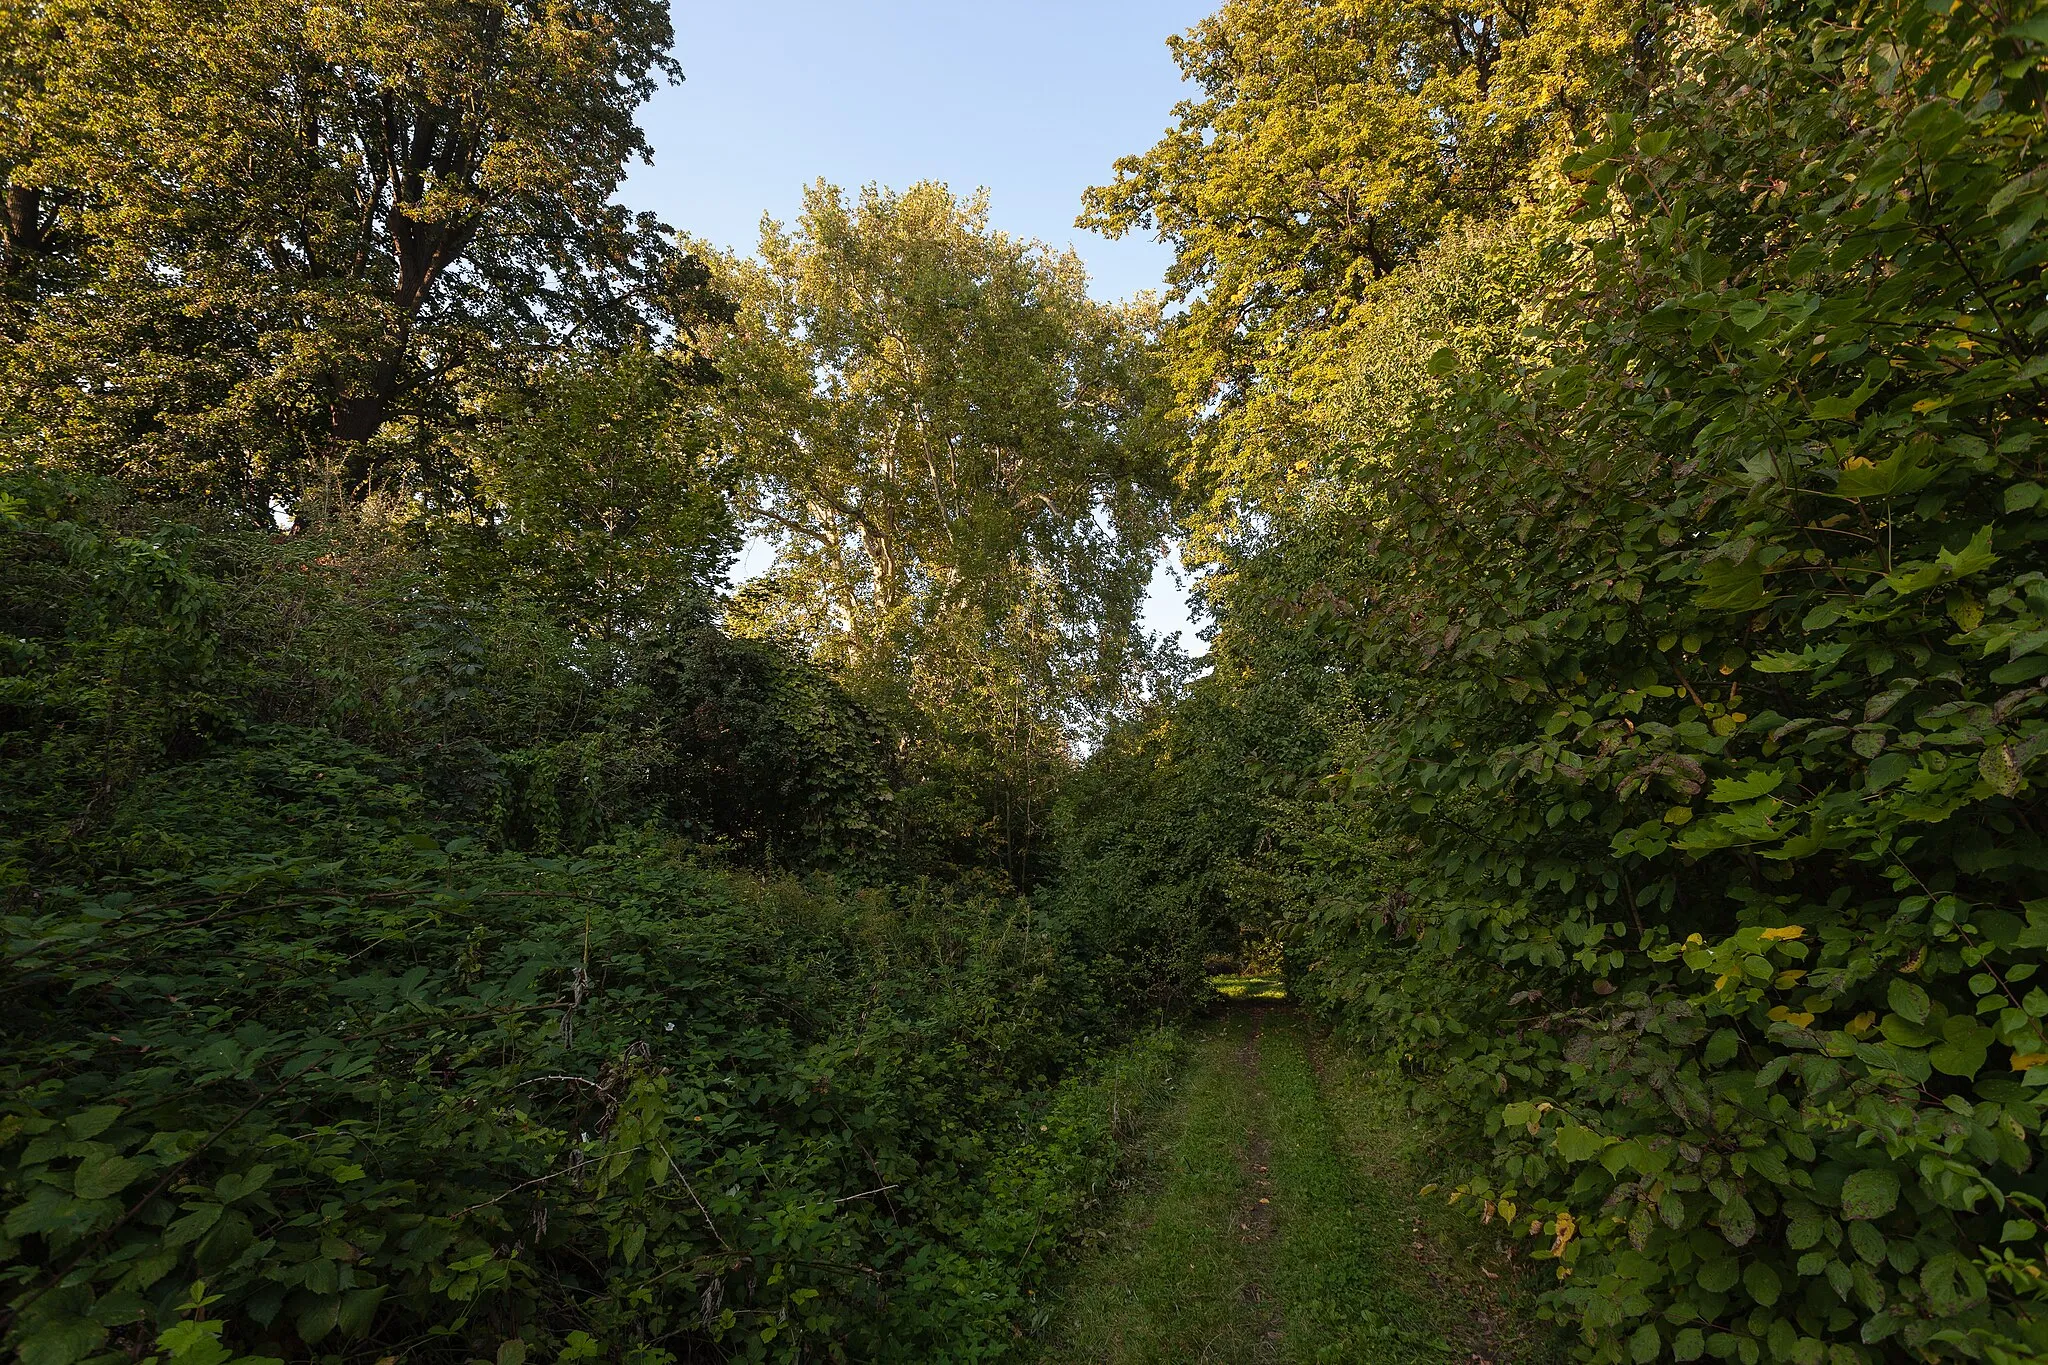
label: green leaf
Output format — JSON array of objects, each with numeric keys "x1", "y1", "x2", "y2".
[
  {"x1": 1717, "y1": 1193, "x2": 1758, "y2": 1246},
  {"x1": 1630, "y1": 1324, "x2": 1661, "y2": 1362},
  {"x1": 1836, "y1": 447, "x2": 1934, "y2": 497},
  {"x1": 155, "y1": 1320, "x2": 231, "y2": 1365},
  {"x1": 1554, "y1": 1123, "x2": 1611, "y2": 1161},
  {"x1": 1981, "y1": 743, "x2": 2023, "y2": 798},
  {"x1": 164, "y1": 1204, "x2": 223, "y2": 1247},
  {"x1": 1842, "y1": 1168, "x2": 1900, "y2": 1221},
  {"x1": 1929, "y1": 1017, "x2": 1992, "y2": 1077},
  {"x1": 337, "y1": 1286, "x2": 386, "y2": 1339},
  {"x1": 18, "y1": 1319, "x2": 108, "y2": 1365},
  {"x1": 1704, "y1": 1028, "x2": 1740, "y2": 1066},
  {"x1": 1698, "y1": 1258, "x2": 1740, "y2": 1293},
  {"x1": 1867, "y1": 752, "x2": 1916, "y2": 792},
  {"x1": 1938, "y1": 525, "x2": 1999, "y2": 580},
  {"x1": 73, "y1": 1151, "x2": 146, "y2": 1202},
  {"x1": 1673, "y1": 1327, "x2": 1706, "y2": 1361},
  {"x1": 1752, "y1": 644, "x2": 1850, "y2": 674},
  {"x1": 1743, "y1": 1258, "x2": 1782, "y2": 1307},
  {"x1": 1698, "y1": 558, "x2": 1771, "y2": 612},
  {"x1": 1710, "y1": 770, "x2": 1783, "y2": 803},
  {"x1": 1920, "y1": 1251, "x2": 1986, "y2": 1316},
  {"x1": 64, "y1": 1107, "x2": 124, "y2": 1142},
  {"x1": 297, "y1": 1293, "x2": 341, "y2": 1345},
  {"x1": 1886, "y1": 525, "x2": 1999, "y2": 596},
  {"x1": 1888, "y1": 978, "x2": 1930, "y2": 1024}
]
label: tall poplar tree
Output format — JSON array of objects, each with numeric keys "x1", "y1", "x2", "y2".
[{"x1": 708, "y1": 182, "x2": 1179, "y2": 876}]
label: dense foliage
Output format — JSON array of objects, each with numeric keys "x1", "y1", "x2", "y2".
[
  {"x1": 1, "y1": 475, "x2": 1180, "y2": 1364},
  {"x1": 0, "y1": 8, "x2": 1196, "y2": 1356},
  {"x1": 2, "y1": 35, "x2": 1195, "y2": 1354},
  {"x1": 1, "y1": 0, "x2": 713, "y2": 508},
  {"x1": 18, "y1": 0, "x2": 2048, "y2": 1358},
  {"x1": 1068, "y1": 0, "x2": 2048, "y2": 1359},
  {"x1": 1080, "y1": 0, "x2": 1650, "y2": 555}
]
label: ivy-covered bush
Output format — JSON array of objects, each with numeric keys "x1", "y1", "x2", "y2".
[{"x1": 1264, "y1": 0, "x2": 2048, "y2": 1359}]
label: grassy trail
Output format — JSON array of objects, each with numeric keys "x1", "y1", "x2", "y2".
[{"x1": 1036, "y1": 1006, "x2": 1565, "y2": 1365}]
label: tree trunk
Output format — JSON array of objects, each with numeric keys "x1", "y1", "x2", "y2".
[{"x1": 328, "y1": 341, "x2": 406, "y2": 493}]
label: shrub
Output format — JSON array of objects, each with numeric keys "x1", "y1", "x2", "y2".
[{"x1": 1277, "y1": 2, "x2": 2048, "y2": 1358}]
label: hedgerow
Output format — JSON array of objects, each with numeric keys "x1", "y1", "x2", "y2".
[{"x1": 1274, "y1": 1, "x2": 2048, "y2": 1358}]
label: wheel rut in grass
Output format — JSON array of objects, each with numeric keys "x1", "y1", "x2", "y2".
[{"x1": 1231, "y1": 1010, "x2": 1282, "y2": 1357}]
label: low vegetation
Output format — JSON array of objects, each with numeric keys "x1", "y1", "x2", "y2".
[{"x1": 5, "y1": 0, "x2": 2047, "y2": 1360}]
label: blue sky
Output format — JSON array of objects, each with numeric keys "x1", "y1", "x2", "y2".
[{"x1": 622, "y1": 0, "x2": 1212, "y2": 652}]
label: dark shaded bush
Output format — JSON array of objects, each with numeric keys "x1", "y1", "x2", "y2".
[
  {"x1": 0, "y1": 476, "x2": 1167, "y2": 1363},
  {"x1": 0, "y1": 732, "x2": 1146, "y2": 1363}
]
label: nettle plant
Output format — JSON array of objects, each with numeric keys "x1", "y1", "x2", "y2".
[{"x1": 1284, "y1": 0, "x2": 2048, "y2": 1360}]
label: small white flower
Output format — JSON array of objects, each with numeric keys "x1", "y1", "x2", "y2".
[{"x1": 665, "y1": 1022, "x2": 675, "y2": 1032}]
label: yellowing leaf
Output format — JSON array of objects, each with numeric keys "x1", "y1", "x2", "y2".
[
  {"x1": 1838, "y1": 446, "x2": 1936, "y2": 498},
  {"x1": 2012, "y1": 1053, "x2": 2048, "y2": 1071},
  {"x1": 1759, "y1": 925, "x2": 1805, "y2": 942},
  {"x1": 1847, "y1": 1012, "x2": 1876, "y2": 1036},
  {"x1": 1551, "y1": 1210, "x2": 1578, "y2": 1257}
]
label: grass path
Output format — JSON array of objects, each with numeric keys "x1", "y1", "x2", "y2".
[{"x1": 1035, "y1": 1006, "x2": 1566, "y2": 1364}]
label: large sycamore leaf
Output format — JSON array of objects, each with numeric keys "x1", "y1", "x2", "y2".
[{"x1": 1836, "y1": 447, "x2": 1936, "y2": 498}]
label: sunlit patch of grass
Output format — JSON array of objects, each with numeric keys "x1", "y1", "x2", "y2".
[{"x1": 1210, "y1": 973, "x2": 1287, "y2": 1000}]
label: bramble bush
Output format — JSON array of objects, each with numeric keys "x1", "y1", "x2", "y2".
[
  {"x1": 0, "y1": 481, "x2": 1172, "y2": 1363},
  {"x1": 1272, "y1": 0, "x2": 2048, "y2": 1359},
  {"x1": 0, "y1": 747, "x2": 1151, "y2": 1362}
]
